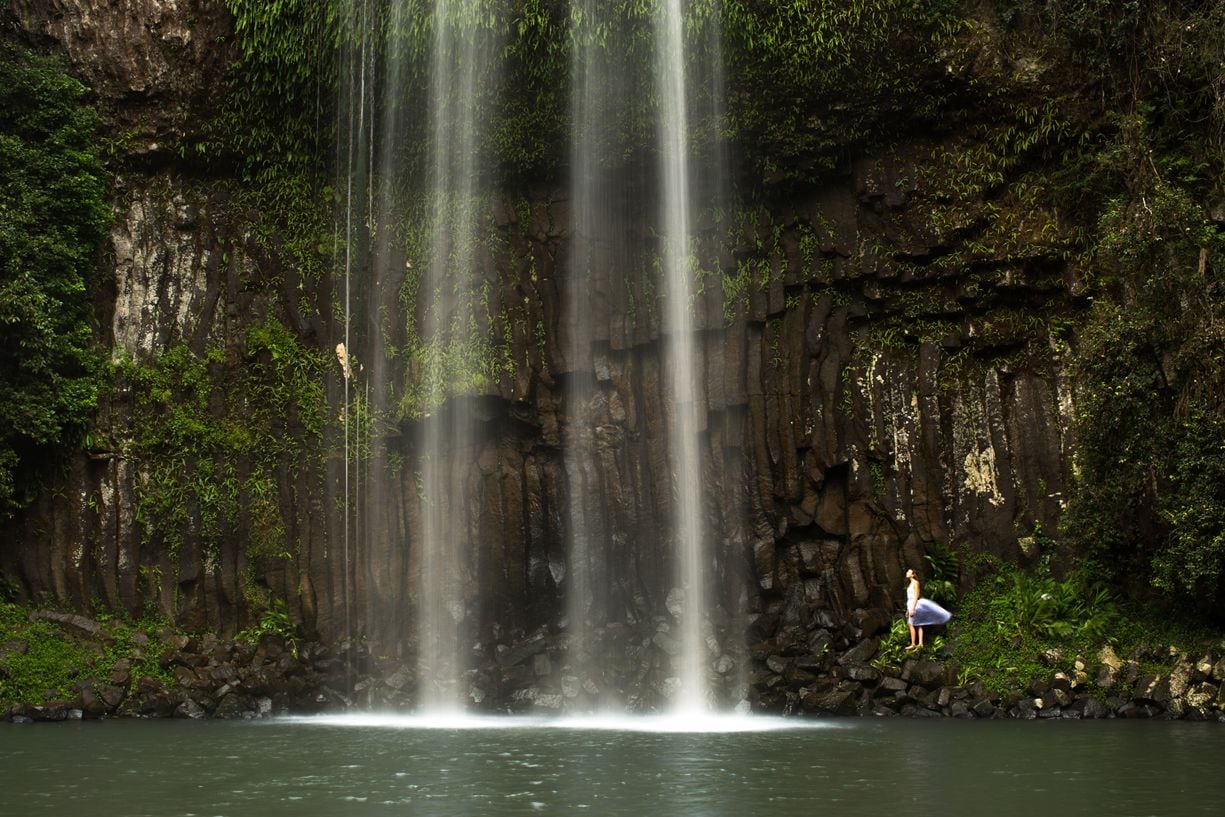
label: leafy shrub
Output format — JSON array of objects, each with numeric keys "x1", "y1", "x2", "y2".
[
  {"x1": 238, "y1": 599, "x2": 299, "y2": 656},
  {"x1": 923, "y1": 543, "x2": 961, "y2": 606},
  {"x1": 951, "y1": 562, "x2": 1119, "y2": 693},
  {"x1": 1066, "y1": 173, "x2": 1225, "y2": 611},
  {"x1": 989, "y1": 569, "x2": 1118, "y2": 642}
]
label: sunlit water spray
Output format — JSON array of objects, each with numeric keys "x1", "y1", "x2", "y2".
[{"x1": 281, "y1": 711, "x2": 828, "y2": 733}]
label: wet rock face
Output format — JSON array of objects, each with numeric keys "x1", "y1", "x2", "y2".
[
  {"x1": 2, "y1": 1, "x2": 1076, "y2": 692},
  {"x1": 7, "y1": 0, "x2": 232, "y2": 145}
]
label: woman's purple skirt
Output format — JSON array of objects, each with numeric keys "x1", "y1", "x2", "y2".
[{"x1": 909, "y1": 598, "x2": 952, "y2": 627}]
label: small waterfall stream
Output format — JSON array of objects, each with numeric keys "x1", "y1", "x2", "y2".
[
  {"x1": 563, "y1": 0, "x2": 607, "y2": 703},
  {"x1": 655, "y1": 0, "x2": 709, "y2": 712},
  {"x1": 415, "y1": 1, "x2": 503, "y2": 712}
]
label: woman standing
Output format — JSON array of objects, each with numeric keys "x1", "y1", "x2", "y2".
[{"x1": 905, "y1": 568, "x2": 951, "y2": 650}]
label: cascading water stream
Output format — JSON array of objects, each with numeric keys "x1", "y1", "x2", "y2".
[
  {"x1": 333, "y1": 0, "x2": 736, "y2": 715},
  {"x1": 564, "y1": 0, "x2": 643, "y2": 710},
  {"x1": 563, "y1": 0, "x2": 600, "y2": 702},
  {"x1": 655, "y1": 0, "x2": 708, "y2": 713},
  {"x1": 415, "y1": 0, "x2": 495, "y2": 713}
]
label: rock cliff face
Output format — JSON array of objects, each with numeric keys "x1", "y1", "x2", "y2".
[{"x1": 2, "y1": 1, "x2": 1080, "y2": 705}]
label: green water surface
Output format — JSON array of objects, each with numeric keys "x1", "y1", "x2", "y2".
[{"x1": 1, "y1": 716, "x2": 1221, "y2": 816}]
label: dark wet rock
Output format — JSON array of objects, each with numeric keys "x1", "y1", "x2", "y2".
[
  {"x1": 877, "y1": 676, "x2": 908, "y2": 695},
  {"x1": 213, "y1": 693, "x2": 253, "y2": 719},
  {"x1": 1167, "y1": 660, "x2": 1195, "y2": 700},
  {"x1": 1118, "y1": 701, "x2": 1158, "y2": 719},
  {"x1": 801, "y1": 684, "x2": 860, "y2": 715},
  {"x1": 109, "y1": 659, "x2": 132, "y2": 686},
  {"x1": 844, "y1": 664, "x2": 880, "y2": 683},
  {"x1": 209, "y1": 665, "x2": 238, "y2": 684},
  {"x1": 768, "y1": 655, "x2": 797, "y2": 681},
  {"x1": 174, "y1": 666, "x2": 209, "y2": 689},
  {"x1": 20, "y1": 702, "x2": 66, "y2": 722},
  {"x1": 948, "y1": 700, "x2": 972, "y2": 718},
  {"x1": 839, "y1": 639, "x2": 878, "y2": 665},
  {"x1": 77, "y1": 681, "x2": 106, "y2": 717},
  {"x1": 383, "y1": 664, "x2": 413, "y2": 691},
  {"x1": 1133, "y1": 674, "x2": 1163, "y2": 704},
  {"x1": 1014, "y1": 698, "x2": 1039, "y2": 719},
  {"x1": 851, "y1": 608, "x2": 891, "y2": 639},
  {"x1": 497, "y1": 631, "x2": 548, "y2": 669},
  {"x1": 175, "y1": 699, "x2": 207, "y2": 719},
  {"x1": 807, "y1": 629, "x2": 834, "y2": 655},
  {"x1": 1050, "y1": 686, "x2": 1074, "y2": 708},
  {"x1": 971, "y1": 699, "x2": 995, "y2": 718},
  {"x1": 96, "y1": 684, "x2": 125, "y2": 710},
  {"x1": 1081, "y1": 696, "x2": 1110, "y2": 719},
  {"x1": 901, "y1": 659, "x2": 947, "y2": 687}
]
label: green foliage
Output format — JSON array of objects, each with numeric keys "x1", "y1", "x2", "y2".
[
  {"x1": 990, "y1": 570, "x2": 1117, "y2": 642},
  {"x1": 871, "y1": 619, "x2": 910, "y2": 670},
  {"x1": 117, "y1": 321, "x2": 327, "y2": 558},
  {"x1": 0, "y1": 602, "x2": 176, "y2": 706},
  {"x1": 219, "y1": 0, "x2": 972, "y2": 189},
  {"x1": 387, "y1": 194, "x2": 521, "y2": 419},
  {"x1": 951, "y1": 561, "x2": 1118, "y2": 693},
  {"x1": 0, "y1": 45, "x2": 110, "y2": 515},
  {"x1": 1153, "y1": 409, "x2": 1225, "y2": 600},
  {"x1": 720, "y1": 0, "x2": 962, "y2": 186},
  {"x1": 237, "y1": 598, "x2": 298, "y2": 650},
  {"x1": 1015, "y1": 0, "x2": 1225, "y2": 614},
  {"x1": 871, "y1": 618, "x2": 946, "y2": 670},
  {"x1": 0, "y1": 603, "x2": 95, "y2": 704},
  {"x1": 217, "y1": 0, "x2": 339, "y2": 180},
  {"x1": 1066, "y1": 167, "x2": 1225, "y2": 609},
  {"x1": 923, "y1": 543, "x2": 960, "y2": 607}
]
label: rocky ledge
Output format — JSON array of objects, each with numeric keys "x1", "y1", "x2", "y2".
[
  {"x1": 5, "y1": 608, "x2": 1225, "y2": 722},
  {"x1": 749, "y1": 607, "x2": 1225, "y2": 721},
  {"x1": 4, "y1": 611, "x2": 350, "y2": 723}
]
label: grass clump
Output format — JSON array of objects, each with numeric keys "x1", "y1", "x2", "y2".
[{"x1": 871, "y1": 618, "x2": 946, "y2": 672}]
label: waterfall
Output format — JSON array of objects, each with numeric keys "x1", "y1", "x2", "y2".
[
  {"x1": 655, "y1": 0, "x2": 709, "y2": 713},
  {"x1": 332, "y1": 0, "x2": 735, "y2": 714},
  {"x1": 564, "y1": 0, "x2": 646, "y2": 711},
  {"x1": 336, "y1": 0, "x2": 501, "y2": 712},
  {"x1": 563, "y1": 0, "x2": 601, "y2": 704},
  {"x1": 414, "y1": 0, "x2": 500, "y2": 713}
]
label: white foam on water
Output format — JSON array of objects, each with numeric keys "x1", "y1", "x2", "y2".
[{"x1": 277, "y1": 711, "x2": 836, "y2": 734}]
